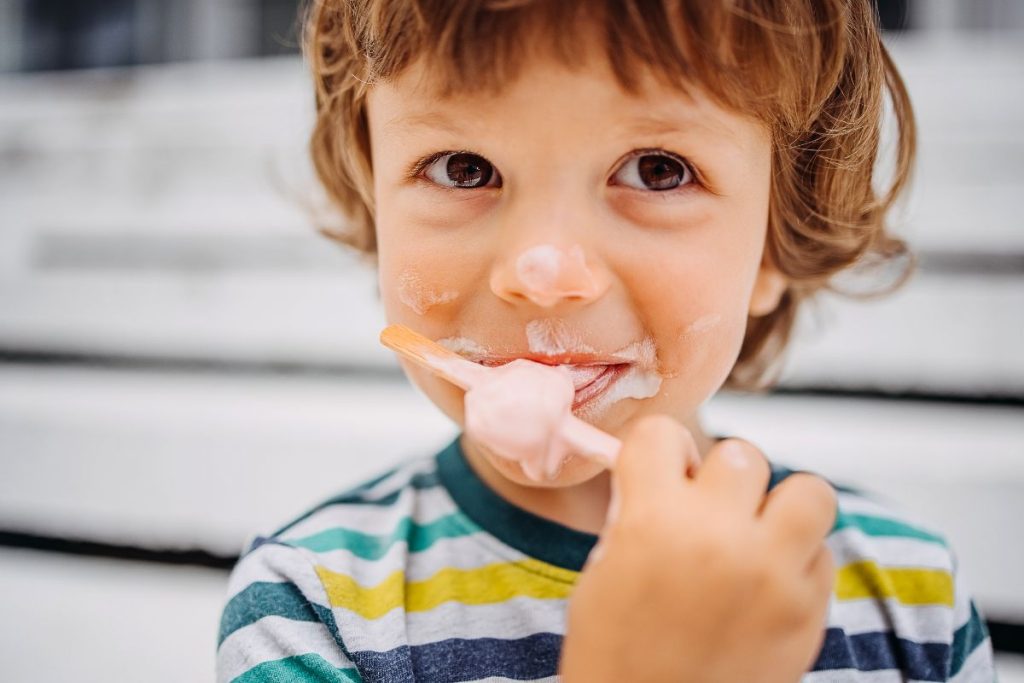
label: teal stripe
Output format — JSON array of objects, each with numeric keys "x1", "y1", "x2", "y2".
[
  {"x1": 231, "y1": 654, "x2": 362, "y2": 683},
  {"x1": 219, "y1": 581, "x2": 320, "y2": 647},
  {"x1": 289, "y1": 512, "x2": 480, "y2": 560},
  {"x1": 949, "y1": 601, "x2": 990, "y2": 677},
  {"x1": 833, "y1": 512, "x2": 948, "y2": 547}
]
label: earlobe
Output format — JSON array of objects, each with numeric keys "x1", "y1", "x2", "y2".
[{"x1": 748, "y1": 257, "x2": 788, "y2": 318}]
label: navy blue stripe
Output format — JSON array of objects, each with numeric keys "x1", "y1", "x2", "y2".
[
  {"x1": 349, "y1": 633, "x2": 563, "y2": 682},
  {"x1": 950, "y1": 602, "x2": 990, "y2": 677},
  {"x1": 813, "y1": 628, "x2": 950, "y2": 681},
  {"x1": 219, "y1": 549, "x2": 357, "y2": 662},
  {"x1": 218, "y1": 581, "x2": 320, "y2": 647}
]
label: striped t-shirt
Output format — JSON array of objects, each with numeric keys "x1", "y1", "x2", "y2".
[{"x1": 217, "y1": 437, "x2": 995, "y2": 682}]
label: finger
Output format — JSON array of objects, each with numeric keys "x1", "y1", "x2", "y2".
[
  {"x1": 693, "y1": 438, "x2": 772, "y2": 516},
  {"x1": 611, "y1": 415, "x2": 697, "y2": 514},
  {"x1": 802, "y1": 545, "x2": 836, "y2": 627},
  {"x1": 760, "y1": 472, "x2": 838, "y2": 566},
  {"x1": 807, "y1": 544, "x2": 836, "y2": 589}
]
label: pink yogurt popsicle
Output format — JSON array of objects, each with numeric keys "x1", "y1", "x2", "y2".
[{"x1": 463, "y1": 358, "x2": 612, "y2": 481}]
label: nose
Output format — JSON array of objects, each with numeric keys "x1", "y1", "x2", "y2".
[{"x1": 490, "y1": 242, "x2": 611, "y2": 308}]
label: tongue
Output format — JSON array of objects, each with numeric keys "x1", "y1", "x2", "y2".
[{"x1": 564, "y1": 365, "x2": 609, "y2": 391}]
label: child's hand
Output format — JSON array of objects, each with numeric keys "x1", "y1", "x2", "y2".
[{"x1": 559, "y1": 415, "x2": 836, "y2": 683}]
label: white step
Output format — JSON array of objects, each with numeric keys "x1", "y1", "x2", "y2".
[
  {"x1": 0, "y1": 548, "x2": 225, "y2": 683},
  {"x1": 1, "y1": 364, "x2": 1020, "y2": 617}
]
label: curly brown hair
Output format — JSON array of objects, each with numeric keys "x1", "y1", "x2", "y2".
[{"x1": 304, "y1": 0, "x2": 916, "y2": 390}]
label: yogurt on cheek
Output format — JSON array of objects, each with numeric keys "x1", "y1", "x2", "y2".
[{"x1": 574, "y1": 337, "x2": 663, "y2": 420}]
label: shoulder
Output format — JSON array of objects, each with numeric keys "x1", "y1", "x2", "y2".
[
  {"x1": 769, "y1": 464, "x2": 995, "y2": 682},
  {"x1": 216, "y1": 454, "x2": 452, "y2": 682},
  {"x1": 229, "y1": 452, "x2": 455, "y2": 591}
]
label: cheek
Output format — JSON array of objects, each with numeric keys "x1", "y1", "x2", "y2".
[
  {"x1": 395, "y1": 269, "x2": 459, "y2": 316},
  {"x1": 618, "y1": 250, "x2": 753, "y2": 397},
  {"x1": 402, "y1": 361, "x2": 468, "y2": 426},
  {"x1": 377, "y1": 236, "x2": 469, "y2": 323}
]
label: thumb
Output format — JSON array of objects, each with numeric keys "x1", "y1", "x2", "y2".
[{"x1": 609, "y1": 415, "x2": 698, "y2": 523}]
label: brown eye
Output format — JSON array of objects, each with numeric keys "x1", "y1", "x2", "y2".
[
  {"x1": 424, "y1": 152, "x2": 499, "y2": 188},
  {"x1": 612, "y1": 151, "x2": 693, "y2": 191}
]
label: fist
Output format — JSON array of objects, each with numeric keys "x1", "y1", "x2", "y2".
[{"x1": 560, "y1": 415, "x2": 837, "y2": 683}]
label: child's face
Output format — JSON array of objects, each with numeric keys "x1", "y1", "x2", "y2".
[{"x1": 366, "y1": 46, "x2": 785, "y2": 488}]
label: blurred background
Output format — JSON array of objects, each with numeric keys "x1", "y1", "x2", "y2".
[{"x1": 0, "y1": 0, "x2": 1022, "y2": 680}]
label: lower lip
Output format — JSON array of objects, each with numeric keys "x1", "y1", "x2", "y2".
[{"x1": 572, "y1": 364, "x2": 629, "y2": 410}]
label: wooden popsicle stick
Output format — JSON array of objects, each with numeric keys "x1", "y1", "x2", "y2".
[
  {"x1": 380, "y1": 324, "x2": 622, "y2": 469},
  {"x1": 380, "y1": 324, "x2": 488, "y2": 390},
  {"x1": 559, "y1": 413, "x2": 621, "y2": 468}
]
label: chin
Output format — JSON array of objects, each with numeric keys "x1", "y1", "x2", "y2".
[{"x1": 488, "y1": 449, "x2": 608, "y2": 489}]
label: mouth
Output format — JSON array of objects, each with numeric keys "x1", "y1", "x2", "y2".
[{"x1": 476, "y1": 354, "x2": 632, "y2": 411}]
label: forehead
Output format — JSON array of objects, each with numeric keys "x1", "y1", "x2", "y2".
[{"x1": 369, "y1": 51, "x2": 764, "y2": 152}]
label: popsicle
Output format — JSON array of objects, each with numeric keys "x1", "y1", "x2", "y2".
[{"x1": 380, "y1": 324, "x2": 622, "y2": 479}]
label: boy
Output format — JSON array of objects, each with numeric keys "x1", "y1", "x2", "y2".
[{"x1": 217, "y1": 1, "x2": 996, "y2": 681}]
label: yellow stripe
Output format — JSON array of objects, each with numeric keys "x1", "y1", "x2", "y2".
[
  {"x1": 315, "y1": 559, "x2": 577, "y2": 620},
  {"x1": 835, "y1": 560, "x2": 954, "y2": 607}
]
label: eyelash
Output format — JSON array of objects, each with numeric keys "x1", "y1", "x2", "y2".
[
  {"x1": 408, "y1": 151, "x2": 465, "y2": 179},
  {"x1": 613, "y1": 147, "x2": 701, "y2": 194},
  {"x1": 407, "y1": 148, "x2": 703, "y2": 194}
]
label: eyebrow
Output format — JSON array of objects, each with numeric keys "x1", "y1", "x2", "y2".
[
  {"x1": 385, "y1": 110, "x2": 728, "y2": 141},
  {"x1": 616, "y1": 111, "x2": 729, "y2": 140},
  {"x1": 384, "y1": 111, "x2": 464, "y2": 135}
]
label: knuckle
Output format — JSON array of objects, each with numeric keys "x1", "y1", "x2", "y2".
[
  {"x1": 628, "y1": 414, "x2": 678, "y2": 441},
  {"x1": 717, "y1": 438, "x2": 769, "y2": 473},
  {"x1": 790, "y1": 473, "x2": 838, "y2": 515}
]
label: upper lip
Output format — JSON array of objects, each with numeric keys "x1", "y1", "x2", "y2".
[{"x1": 471, "y1": 352, "x2": 631, "y2": 367}]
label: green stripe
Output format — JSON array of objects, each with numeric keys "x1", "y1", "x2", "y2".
[
  {"x1": 231, "y1": 654, "x2": 362, "y2": 683},
  {"x1": 219, "y1": 581, "x2": 320, "y2": 647},
  {"x1": 289, "y1": 512, "x2": 480, "y2": 560},
  {"x1": 950, "y1": 601, "x2": 990, "y2": 677},
  {"x1": 833, "y1": 512, "x2": 948, "y2": 547}
]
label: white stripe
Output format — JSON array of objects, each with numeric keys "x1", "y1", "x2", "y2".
[
  {"x1": 950, "y1": 637, "x2": 996, "y2": 682},
  {"x1": 333, "y1": 596, "x2": 570, "y2": 653},
  {"x1": 224, "y1": 543, "x2": 324, "y2": 603},
  {"x1": 827, "y1": 526, "x2": 953, "y2": 571},
  {"x1": 835, "y1": 491, "x2": 939, "y2": 532},
  {"x1": 358, "y1": 457, "x2": 439, "y2": 500},
  {"x1": 405, "y1": 596, "x2": 568, "y2": 646},
  {"x1": 476, "y1": 677, "x2": 561, "y2": 682},
  {"x1": 801, "y1": 668, "x2": 903, "y2": 683},
  {"x1": 951, "y1": 555, "x2": 975, "y2": 629},
  {"x1": 311, "y1": 530, "x2": 530, "y2": 587},
  {"x1": 827, "y1": 596, "x2": 953, "y2": 642},
  {"x1": 216, "y1": 615, "x2": 354, "y2": 683},
  {"x1": 278, "y1": 485, "x2": 459, "y2": 541}
]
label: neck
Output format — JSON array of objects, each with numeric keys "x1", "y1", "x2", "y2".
[{"x1": 460, "y1": 413, "x2": 717, "y2": 535}]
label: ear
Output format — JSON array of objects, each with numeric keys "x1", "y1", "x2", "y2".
[{"x1": 748, "y1": 250, "x2": 788, "y2": 318}]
